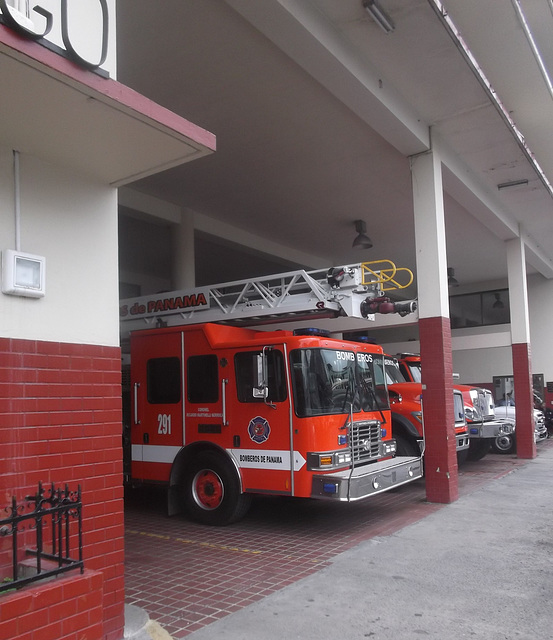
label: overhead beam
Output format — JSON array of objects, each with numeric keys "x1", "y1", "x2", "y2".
[
  {"x1": 438, "y1": 135, "x2": 553, "y2": 279},
  {"x1": 119, "y1": 188, "x2": 328, "y2": 270},
  {"x1": 225, "y1": 0, "x2": 430, "y2": 156}
]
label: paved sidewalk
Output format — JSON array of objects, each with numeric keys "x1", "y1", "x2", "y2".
[{"x1": 183, "y1": 443, "x2": 553, "y2": 639}]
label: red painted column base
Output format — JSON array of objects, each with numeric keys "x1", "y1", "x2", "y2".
[
  {"x1": 419, "y1": 316, "x2": 459, "y2": 504},
  {"x1": 512, "y1": 342, "x2": 537, "y2": 459}
]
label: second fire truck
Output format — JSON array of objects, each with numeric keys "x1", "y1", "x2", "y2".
[{"x1": 397, "y1": 353, "x2": 515, "y2": 460}]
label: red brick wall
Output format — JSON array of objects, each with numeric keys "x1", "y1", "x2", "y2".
[
  {"x1": 0, "y1": 570, "x2": 104, "y2": 640},
  {"x1": 0, "y1": 338, "x2": 124, "y2": 640},
  {"x1": 419, "y1": 316, "x2": 459, "y2": 503}
]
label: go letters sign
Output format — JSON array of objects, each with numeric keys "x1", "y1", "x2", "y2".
[{"x1": 0, "y1": 0, "x2": 109, "y2": 71}]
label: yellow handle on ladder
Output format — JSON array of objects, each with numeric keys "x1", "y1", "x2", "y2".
[{"x1": 361, "y1": 260, "x2": 414, "y2": 291}]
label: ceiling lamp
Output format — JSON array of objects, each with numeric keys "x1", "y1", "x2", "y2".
[
  {"x1": 497, "y1": 179, "x2": 529, "y2": 191},
  {"x1": 363, "y1": 0, "x2": 395, "y2": 34},
  {"x1": 493, "y1": 293, "x2": 504, "y2": 309},
  {"x1": 447, "y1": 267, "x2": 459, "y2": 288},
  {"x1": 352, "y1": 220, "x2": 373, "y2": 249}
]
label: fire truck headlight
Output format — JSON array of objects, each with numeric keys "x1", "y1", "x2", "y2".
[
  {"x1": 336, "y1": 452, "x2": 352, "y2": 465},
  {"x1": 308, "y1": 451, "x2": 352, "y2": 470},
  {"x1": 499, "y1": 423, "x2": 514, "y2": 435},
  {"x1": 382, "y1": 441, "x2": 396, "y2": 455}
]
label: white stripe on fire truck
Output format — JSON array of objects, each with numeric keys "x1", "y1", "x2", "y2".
[
  {"x1": 131, "y1": 445, "x2": 307, "y2": 470},
  {"x1": 228, "y1": 449, "x2": 306, "y2": 471},
  {"x1": 131, "y1": 444, "x2": 181, "y2": 464}
]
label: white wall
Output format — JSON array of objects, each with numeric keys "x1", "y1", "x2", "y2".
[
  {"x1": 528, "y1": 274, "x2": 553, "y2": 383},
  {"x1": 0, "y1": 147, "x2": 120, "y2": 346}
]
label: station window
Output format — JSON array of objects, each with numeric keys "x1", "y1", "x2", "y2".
[
  {"x1": 147, "y1": 357, "x2": 181, "y2": 404},
  {"x1": 187, "y1": 355, "x2": 219, "y2": 403},
  {"x1": 450, "y1": 289, "x2": 510, "y2": 329},
  {"x1": 235, "y1": 350, "x2": 287, "y2": 403}
]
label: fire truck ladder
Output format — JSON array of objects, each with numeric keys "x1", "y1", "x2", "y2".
[{"x1": 119, "y1": 260, "x2": 417, "y2": 336}]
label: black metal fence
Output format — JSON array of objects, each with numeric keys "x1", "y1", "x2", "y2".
[{"x1": 0, "y1": 482, "x2": 83, "y2": 592}]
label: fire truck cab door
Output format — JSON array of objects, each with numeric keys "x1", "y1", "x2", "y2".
[
  {"x1": 228, "y1": 345, "x2": 295, "y2": 496},
  {"x1": 130, "y1": 331, "x2": 184, "y2": 482}
]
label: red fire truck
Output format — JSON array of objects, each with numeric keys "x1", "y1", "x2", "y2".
[
  {"x1": 382, "y1": 355, "x2": 469, "y2": 461},
  {"x1": 120, "y1": 262, "x2": 422, "y2": 525},
  {"x1": 396, "y1": 353, "x2": 514, "y2": 461}
]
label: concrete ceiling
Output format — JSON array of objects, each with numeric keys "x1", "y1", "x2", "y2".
[{"x1": 115, "y1": 0, "x2": 553, "y2": 291}]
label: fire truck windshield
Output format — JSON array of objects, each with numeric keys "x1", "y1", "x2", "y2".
[
  {"x1": 405, "y1": 360, "x2": 422, "y2": 383},
  {"x1": 384, "y1": 358, "x2": 407, "y2": 384},
  {"x1": 290, "y1": 348, "x2": 388, "y2": 417}
]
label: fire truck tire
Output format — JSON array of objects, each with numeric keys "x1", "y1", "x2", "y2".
[
  {"x1": 456, "y1": 449, "x2": 469, "y2": 465},
  {"x1": 491, "y1": 433, "x2": 516, "y2": 455},
  {"x1": 394, "y1": 434, "x2": 419, "y2": 457},
  {"x1": 182, "y1": 451, "x2": 251, "y2": 526},
  {"x1": 466, "y1": 439, "x2": 491, "y2": 461}
]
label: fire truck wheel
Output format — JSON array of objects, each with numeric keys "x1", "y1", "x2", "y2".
[
  {"x1": 491, "y1": 433, "x2": 516, "y2": 455},
  {"x1": 394, "y1": 433, "x2": 419, "y2": 457},
  {"x1": 456, "y1": 448, "x2": 469, "y2": 465},
  {"x1": 183, "y1": 451, "x2": 251, "y2": 526},
  {"x1": 466, "y1": 439, "x2": 491, "y2": 461}
]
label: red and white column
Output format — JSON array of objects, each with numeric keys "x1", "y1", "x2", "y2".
[
  {"x1": 411, "y1": 149, "x2": 458, "y2": 503},
  {"x1": 507, "y1": 235, "x2": 536, "y2": 459}
]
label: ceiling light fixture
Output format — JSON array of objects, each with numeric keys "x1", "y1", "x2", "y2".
[
  {"x1": 352, "y1": 220, "x2": 373, "y2": 249},
  {"x1": 447, "y1": 267, "x2": 459, "y2": 288},
  {"x1": 497, "y1": 179, "x2": 529, "y2": 191},
  {"x1": 363, "y1": 0, "x2": 395, "y2": 34}
]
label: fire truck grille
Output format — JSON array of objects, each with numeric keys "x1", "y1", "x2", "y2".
[
  {"x1": 476, "y1": 389, "x2": 495, "y2": 420},
  {"x1": 350, "y1": 420, "x2": 381, "y2": 463}
]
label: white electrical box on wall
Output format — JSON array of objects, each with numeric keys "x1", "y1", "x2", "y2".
[{"x1": 2, "y1": 249, "x2": 46, "y2": 298}]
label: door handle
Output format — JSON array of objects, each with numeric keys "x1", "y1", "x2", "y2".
[
  {"x1": 134, "y1": 382, "x2": 141, "y2": 425},
  {"x1": 222, "y1": 378, "x2": 229, "y2": 426}
]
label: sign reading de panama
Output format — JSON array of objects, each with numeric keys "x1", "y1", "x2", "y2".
[
  {"x1": 119, "y1": 288, "x2": 211, "y2": 321},
  {"x1": 0, "y1": 0, "x2": 110, "y2": 71}
]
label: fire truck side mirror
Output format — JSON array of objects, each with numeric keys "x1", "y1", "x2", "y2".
[
  {"x1": 254, "y1": 348, "x2": 277, "y2": 410},
  {"x1": 253, "y1": 386, "x2": 268, "y2": 399},
  {"x1": 253, "y1": 353, "x2": 269, "y2": 399}
]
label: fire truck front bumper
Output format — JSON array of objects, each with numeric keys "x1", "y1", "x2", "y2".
[
  {"x1": 455, "y1": 433, "x2": 470, "y2": 451},
  {"x1": 468, "y1": 419, "x2": 515, "y2": 439},
  {"x1": 311, "y1": 456, "x2": 423, "y2": 502}
]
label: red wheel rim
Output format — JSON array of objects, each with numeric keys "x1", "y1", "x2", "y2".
[{"x1": 192, "y1": 469, "x2": 224, "y2": 510}]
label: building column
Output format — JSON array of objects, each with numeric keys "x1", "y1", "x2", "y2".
[
  {"x1": 411, "y1": 149, "x2": 458, "y2": 503},
  {"x1": 506, "y1": 235, "x2": 536, "y2": 459},
  {"x1": 172, "y1": 208, "x2": 196, "y2": 289}
]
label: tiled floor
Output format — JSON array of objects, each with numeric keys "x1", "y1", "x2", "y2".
[{"x1": 124, "y1": 446, "x2": 550, "y2": 638}]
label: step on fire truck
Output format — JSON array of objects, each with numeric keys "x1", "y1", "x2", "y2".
[{"x1": 120, "y1": 261, "x2": 422, "y2": 525}]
